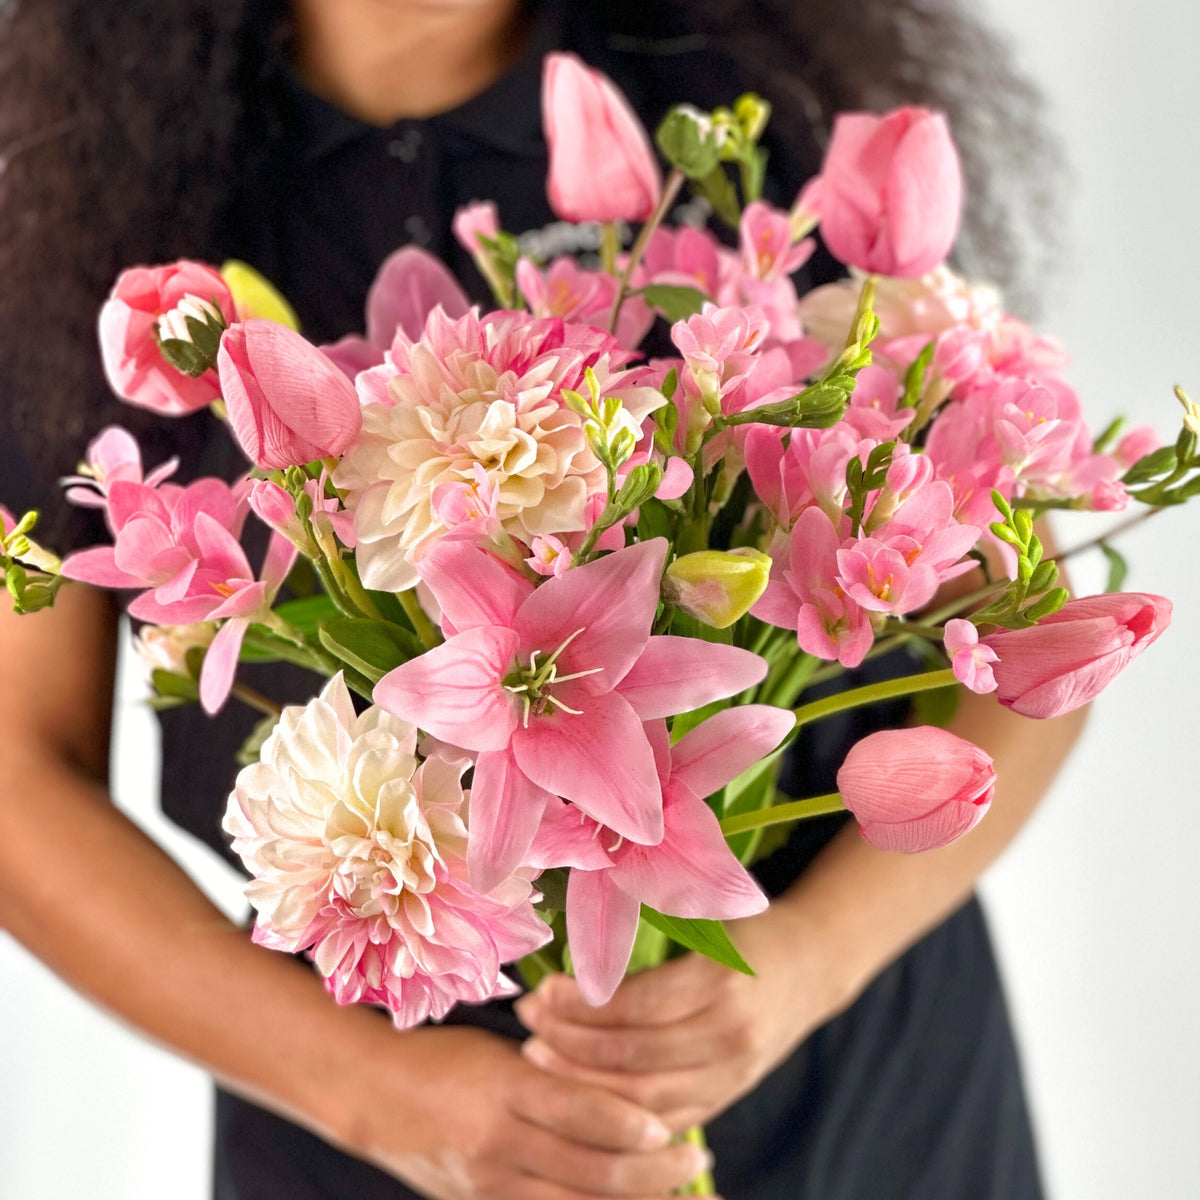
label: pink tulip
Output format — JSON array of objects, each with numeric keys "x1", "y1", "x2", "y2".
[
  {"x1": 218, "y1": 320, "x2": 363, "y2": 469},
  {"x1": 542, "y1": 52, "x2": 661, "y2": 224},
  {"x1": 981, "y1": 593, "x2": 1171, "y2": 718},
  {"x1": 813, "y1": 107, "x2": 963, "y2": 278},
  {"x1": 837, "y1": 726, "x2": 995, "y2": 853},
  {"x1": 98, "y1": 260, "x2": 236, "y2": 415}
]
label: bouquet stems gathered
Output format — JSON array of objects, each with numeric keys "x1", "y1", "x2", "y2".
[{"x1": 4, "y1": 49, "x2": 1191, "y2": 1197}]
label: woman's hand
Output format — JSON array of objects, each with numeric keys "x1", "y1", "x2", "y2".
[
  {"x1": 339, "y1": 1022, "x2": 717, "y2": 1200},
  {"x1": 513, "y1": 901, "x2": 849, "y2": 1134}
]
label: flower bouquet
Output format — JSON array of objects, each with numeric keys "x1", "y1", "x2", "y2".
[{"x1": 2, "y1": 50, "x2": 1191, "y2": 1195}]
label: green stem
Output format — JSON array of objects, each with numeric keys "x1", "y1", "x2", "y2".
[
  {"x1": 608, "y1": 168, "x2": 686, "y2": 335},
  {"x1": 399, "y1": 588, "x2": 442, "y2": 651},
  {"x1": 312, "y1": 555, "x2": 361, "y2": 619},
  {"x1": 230, "y1": 683, "x2": 283, "y2": 719},
  {"x1": 792, "y1": 668, "x2": 957, "y2": 730},
  {"x1": 878, "y1": 619, "x2": 947, "y2": 642},
  {"x1": 331, "y1": 556, "x2": 384, "y2": 620},
  {"x1": 675, "y1": 1125, "x2": 715, "y2": 1197},
  {"x1": 719, "y1": 793, "x2": 843, "y2": 837}
]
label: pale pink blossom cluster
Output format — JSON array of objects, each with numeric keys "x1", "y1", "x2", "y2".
[{"x1": 745, "y1": 408, "x2": 980, "y2": 667}]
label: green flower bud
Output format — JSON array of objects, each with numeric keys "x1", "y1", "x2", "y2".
[{"x1": 663, "y1": 548, "x2": 772, "y2": 629}]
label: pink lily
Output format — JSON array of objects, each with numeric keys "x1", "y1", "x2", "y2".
[
  {"x1": 526, "y1": 705, "x2": 791, "y2": 1005},
  {"x1": 373, "y1": 539, "x2": 769, "y2": 891}
]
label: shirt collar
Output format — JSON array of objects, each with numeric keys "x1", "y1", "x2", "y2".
[{"x1": 270, "y1": 0, "x2": 562, "y2": 165}]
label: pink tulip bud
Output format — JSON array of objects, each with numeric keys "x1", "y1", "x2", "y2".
[
  {"x1": 813, "y1": 107, "x2": 963, "y2": 278},
  {"x1": 837, "y1": 726, "x2": 994, "y2": 853},
  {"x1": 98, "y1": 260, "x2": 236, "y2": 415},
  {"x1": 980, "y1": 592, "x2": 1171, "y2": 719},
  {"x1": 218, "y1": 320, "x2": 363, "y2": 469},
  {"x1": 541, "y1": 52, "x2": 661, "y2": 224}
]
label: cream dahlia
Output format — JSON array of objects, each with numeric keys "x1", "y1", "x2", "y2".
[
  {"x1": 223, "y1": 674, "x2": 550, "y2": 1028},
  {"x1": 332, "y1": 307, "x2": 663, "y2": 590}
]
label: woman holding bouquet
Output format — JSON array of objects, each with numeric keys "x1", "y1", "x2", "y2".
[{"x1": 0, "y1": 1, "x2": 1081, "y2": 1197}]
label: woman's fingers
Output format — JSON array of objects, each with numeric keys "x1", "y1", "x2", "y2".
[{"x1": 508, "y1": 1119, "x2": 712, "y2": 1196}]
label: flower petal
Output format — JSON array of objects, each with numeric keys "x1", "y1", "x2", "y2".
[
  {"x1": 417, "y1": 540, "x2": 534, "y2": 634},
  {"x1": 512, "y1": 689, "x2": 663, "y2": 845},
  {"x1": 374, "y1": 626, "x2": 520, "y2": 752},
  {"x1": 616, "y1": 637, "x2": 768, "y2": 719},
  {"x1": 566, "y1": 868, "x2": 642, "y2": 1007},
  {"x1": 467, "y1": 750, "x2": 554, "y2": 892},
  {"x1": 199, "y1": 617, "x2": 248, "y2": 715},
  {"x1": 513, "y1": 539, "x2": 667, "y2": 692},
  {"x1": 669, "y1": 704, "x2": 796, "y2": 800},
  {"x1": 612, "y1": 788, "x2": 768, "y2": 920}
]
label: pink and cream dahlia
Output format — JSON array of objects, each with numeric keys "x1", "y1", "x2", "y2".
[
  {"x1": 332, "y1": 308, "x2": 663, "y2": 591},
  {"x1": 223, "y1": 674, "x2": 551, "y2": 1028}
]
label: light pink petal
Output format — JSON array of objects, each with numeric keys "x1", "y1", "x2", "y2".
[
  {"x1": 417, "y1": 540, "x2": 534, "y2": 634},
  {"x1": 365, "y1": 247, "x2": 470, "y2": 348},
  {"x1": 373, "y1": 625, "x2": 520, "y2": 752},
  {"x1": 859, "y1": 798, "x2": 985, "y2": 854},
  {"x1": 261, "y1": 530, "x2": 298, "y2": 596},
  {"x1": 200, "y1": 617, "x2": 248, "y2": 715},
  {"x1": 566, "y1": 868, "x2": 642, "y2": 1007},
  {"x1": 208, "y1": 579, "x2": 268, "y2": 621},
  {"x1": 513, "y1": 539, "x2": 668, "y2": 693},
  {"x1": 656, "y1": 456, "x2": 694, "y2": 500},
  {"x1": 670, "y1": 704, "x2": 796, "y2": 800},
  {"x1": 616, "y1": 637, "x2": 768, "y2": 720},
  {"x1": 192, "y1": 512, "x2": 255, "y2": 582},
  {"x1": 60, "y1": 547, "x2": 145, "y2": 589},
  {"x1": 612, "y1": 789, "x2": 768, "y2": 921},
  {"x1": 467, "y1": 750, "x2": 554, "y2": 892},
  {"x1": 525, "y1": 799, "x2": 613, "y2": 871},
  {"x1": 512, "y1": 689, "x2": 663, "y2": 845}
]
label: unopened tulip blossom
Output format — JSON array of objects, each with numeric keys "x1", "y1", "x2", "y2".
[{"x1": 837, "y1": 726, "x2": 995, "y2": 853}]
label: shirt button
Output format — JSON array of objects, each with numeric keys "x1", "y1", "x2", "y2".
[
  {"x1": 388, "y1": 128, "x2": 423, "y2": 163},
  {"x1": 404, "y1": 215, "x2": 432, "y2": 246}
]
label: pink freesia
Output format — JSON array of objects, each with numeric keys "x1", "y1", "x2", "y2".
[
  {"x1": 944, "y1": 618, "x2": 998, "y2": 694},
  {"x1": 223, "y1": 674, "x2": 551, "y2": 1029},
  {"x1": 812, "y1": 107, "x2": 963, "y2": 278},
  {"x1": 453, "y1": 201, "x2": 501, "y2": 253},
  {"x1": 542, "y1": 52, "x2": 661, "y2": 224},
  {"x1": 739, "y1": 201, "x2": 815, "y2": 282},
  {"x1": 837, "y1": 726, "x2": 994, "y2": 853},
  {"x1": 527, "y1": 707, "x2": 790, "y2": 1005},
  {"x1": 60, "y1": 474, "x2": 294, "y2": 713},
  {"x1": 61, "y1": 425, "x2": 178, "y2": 508},
  {"x1": 374, "y1": 539, "x2": 768, "y2": 891},
  {"x1": 98, "y1": 260, "x2": 236, "y2": 415},
  {"x1": 981, "y1": 593, "x2": 1171, "y2": 718},
  {"x1": 218, "y1": 319, "x2": 363, "y2": 469}
]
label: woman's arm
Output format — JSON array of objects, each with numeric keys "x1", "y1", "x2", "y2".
[
  {"x1": 0, "y1": 586, "x2": 709, "y2": 1200},
  {"x1": 514, "y1": 690, "x2": 1086, "y2": 1132}
]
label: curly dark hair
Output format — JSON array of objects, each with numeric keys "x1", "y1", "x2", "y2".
[{"x1": 0, "y1": 0, "x2": 1058, "y2": 481}]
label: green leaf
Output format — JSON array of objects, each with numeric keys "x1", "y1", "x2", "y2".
[
  {"x1": 1101, "y1": 543, "x2": 1128, "y2": 593},
  {"x1": 639, "y1": 906, "x2": 754, "y2": 975},
  {"x1": 318, "y1": 617, "x2": 424, "y2": 684},
  {"x1": 655, "y1": 110, "x2": 721, "y2": 178},
  {"x1": 640, "y1": 284, "x2": 710, "y2": 322},
  {"x1": 151, "y1": 669, "x2": 200, "y2": 703},
  {"x1": 722, "y1": 754, "x2": 783, "y2": 864},
  {"x1": 670, "y1": 698, "x2": 727, "y2": 742},
  {"x1": 273, "y1": 594, "x2": 341, "y2": 639},
  {"x1": 236, "y1": 712, "x2": 281, "y2": 767},
  {"x1": 1123, "y1": 445, "x2": 1177, "y2": 484},
  {"x1": 693, "y1": 165, "x2": 741, "y2": 228}
]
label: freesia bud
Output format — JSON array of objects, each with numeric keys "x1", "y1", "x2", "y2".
[
  {"x1": 156, "y1": 294, "x2": 228, "y2": 377},
  {"x1": 813, "y1": 107, "x2": 963, "y2": 278},
  {"x1": 664, "y1": 548, "x2": 772, "y2": 628},
  {"x1": 99, "y1": 260, "x2": 236, "y2": 414},
  {"x1": 218, "y1": 320, "x2": 363, "y2": 469},
  {"x1": 837, "y1": 726, "x2": 994, "y2": 853},
  {"x1": 542, "y1": 52, "x2": 661, "y2": 223},
  {"x1": 980, "y1": 592, "x2": 1171, "y2": 718}
]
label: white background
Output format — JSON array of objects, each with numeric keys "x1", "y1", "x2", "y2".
[{"x1": 3, "y1": 2, "x2": 1199, "y2": 1196}]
